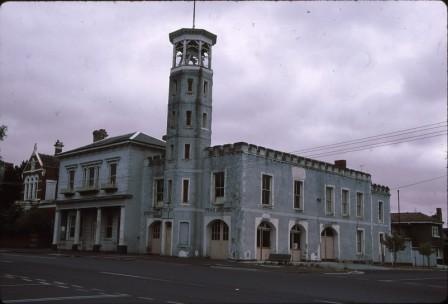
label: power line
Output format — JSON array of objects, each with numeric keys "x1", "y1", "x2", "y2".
[
  {"x1": 290, "y1": 121, "x2": 447, "y2": 154},
  {"x1": 391, "y1": 175, "x2": 447, "y2": 190},
  {"x1": 304, "y1": 131, "x2": 446, "y2": 158}
]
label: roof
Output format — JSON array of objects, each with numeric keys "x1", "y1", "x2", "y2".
[
  {"x1": 169, "y1": 28, "x2": 217, "y2": 44},
  {"x1": 38, "y1": 153, "x2": 59, "y2": 168},
  {"x1": 391, "y1": 212, "x2": 443, "y2": 224},
  {"x1": 57, "y1": 132, "x2": 165, "y2": 157}
]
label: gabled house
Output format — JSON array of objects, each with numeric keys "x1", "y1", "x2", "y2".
[
  {"x1": 391, "y1": 208, "x2": 444, "y2": 265},
  {"x1": 16, "y1": 141, "x2": 62, "y2": 210}
]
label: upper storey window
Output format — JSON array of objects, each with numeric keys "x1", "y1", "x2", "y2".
[
  {"x1": 171, "y1": 79, "x2": 177, "y2": 96},
  {"x1": 83, "y1": 166, "x2": 99, "y2": 189},
  {"x1": 186, "y1": 111, "x2": 192, "y2": 127},
  {"x1": 261, "y1": 174, "x2": 273, "y2": 206},
  {"x1": 203, "y1": 81, "x2": 208, "y2": 96},
  {"x1": 187, "y1": 79, "x2": 193, "y2": 93}
]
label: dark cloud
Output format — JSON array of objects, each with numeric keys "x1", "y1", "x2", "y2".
[{"x1": 0, "y1": 1, "x2": 446, "y2": 223}]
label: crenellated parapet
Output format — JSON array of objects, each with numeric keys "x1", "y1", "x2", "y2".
[
  {"x1": 371, "y1": 183, "x2": 390, "y2": 195},
  {"x1": 147, "y1": 155, "x2": 165, "y2": 166},
  {"x1": 207, "y1": 142, "x2": 371, "y2": 181}
]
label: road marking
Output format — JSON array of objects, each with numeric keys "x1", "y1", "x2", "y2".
[
  {"x1": 166, "y1": 301, "x2": 184, "y2": 304},
  {"x1": 53, "y1": 281, "x2": 65, "y2": 285},
  {"x1": 138, "y1": 297, "x2": 154, "y2": 301},
  {"x1": 0, "y1": 284, "x2": 46, "y2": 287},
  {"x1": 210, "y1": 266, "x2": 258, "y2": 272},
  {"x1": 100, "y1": 272, "x2": 171, "y2": 282},
  {"x1": 2, "y1": 293, "x2": 130, "y2": 303},
  {"x1": 91, "y1": 288, "x2": 105, "y2": 292},
  {"x1": 55, "y1": 285, "x2": 69, "y2": 289},
  {"x1": 314, "y1": 300, "x2": 342, "y2": 304},
  {"x1": 71, "y1": 284, "x2": 83, "y2": 288}
]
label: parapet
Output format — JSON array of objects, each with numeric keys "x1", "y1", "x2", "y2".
[
  {"x1": 207, "y1": 142, "x2": 371, "y2": 181},
  {"x1": 371, "y1": 183, "x2": 390, "y2": 195}
]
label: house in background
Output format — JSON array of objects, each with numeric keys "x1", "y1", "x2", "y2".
[
  {"x1": 15, "y1": 141, "x2": 62, "y2": 210},
  {"x1": 391, "y1": 208, "x2": 445, "y2": 265}
]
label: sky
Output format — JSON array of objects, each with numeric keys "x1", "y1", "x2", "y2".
[{"x1": 0, "y1": 1, "x2": 446, "y2": 223}]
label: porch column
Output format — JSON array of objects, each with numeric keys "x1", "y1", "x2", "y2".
[
  {"x1": 118, "y1": 206, "x2": 127, "y2": 254},
  {"x1": 93, "y1": 207, "x2": 102, "y2": 252},
  {"x1": 73, "y1": 209, "x2": 81, "y2": 250},
  {"x1": 160, "y1": 220, "x2": 166, "y2": 255},
  {"x1": 52, "y1": 210, "x2": 60, "y2": 250}
]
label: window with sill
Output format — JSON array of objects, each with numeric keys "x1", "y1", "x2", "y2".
[
  {"x1": 378, "y1": 201, "x2": 384, "y2": 223},
  {"x1": 154, "y1": 178, "x2": 164, "y2": 206},
  {"x1": 203, "y1": 81, "x2": 208, "y2": 96},
  {"x1": 182, "y1": 179, "x2": 189, "y2": 204},
  {"x1": 186, "y1": 111, "x2": 192, "y2": 127},
  {"x1": 68, "y1": 169, "x2": 75, "y2": 190},
  {"x1": 261, "y1": 174, "x2": 272, "y2": 206},
  {"x1": 432, "y1": 226, "x2": 440, "y2": 237},
  {"x1": 293, "y1": 180, "x2": 303, "y2": 210},
  {"x1": 341, "y1": 189, "x2": 349, "y2": 216},
  {"x1": 213, "y1": 172, "x2": 225, "y2": 203},
  {"x1": 187, "y1": 78, "x2": 193, "y2": 93},
  {"x1": 356, "y1": 192, "x2": 364, "y2": 217},
  {"x1": 83, "y1": 166, "x2": 99, "y2": 189},
  {"x1": 325, "y1": 186, "x2": 334, "y2": 215},
  {"x1": 202, "y1": 113, "x2": 207, "y2": 129},
  {"x1": 109, "y1": 163, "x2": 117, "y2": 185},
  {"x1": 184, "y1": 144, "x2": 190, "y2": 160}
]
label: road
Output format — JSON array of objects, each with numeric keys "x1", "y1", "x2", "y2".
[{"x1": 1, "y1": 251, "x2": 447, "y2": 303}]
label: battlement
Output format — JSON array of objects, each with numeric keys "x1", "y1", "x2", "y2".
[
  {"x1": 371, "y1": 183, "x2": 390, "y2": 194},
  {"x1": 207, "y1": 142, "x2": 371, "y2": 181},
  {"x1": 147, "y1": 154, "x2": 165, "y2": 166}
]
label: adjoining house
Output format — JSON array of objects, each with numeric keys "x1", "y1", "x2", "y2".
[
  {"x1": 51, "y1": 27, "x2": 391, "y2": 262},
  {"x1": 391, "y1": 208, "x2": 445, "y2": 265},
  {"x1": 15, "y1": 142, "x2": 62, "y2": 210}
]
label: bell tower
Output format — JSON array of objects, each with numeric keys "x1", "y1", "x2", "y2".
[{"x1": 164, "y1": 28, "x2": 217, "y2": 256}]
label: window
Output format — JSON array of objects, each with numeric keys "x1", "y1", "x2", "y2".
[
  {"x1": 378, "y1": 201, "x2": 384, "y2": 223},
  {"x1": 105, "y1": 214, "x2": 113, "y2": 238},
  {"x1": 187, "y1": 78, "x2": 193, "y2": 93},
  {"x1": 257, "y1": 222, "x2": 271, "y2": 247},
  {"x1": 169, "y1": 144, "x2": 174, "y2": 160},
  {"x1": 167, "y1": 180, "x2": 173, "y2": 204},
  {"x1": 211, "y1": 221, "x2": 220, "y2": 240},
  {"x1": 213, "y1": 172, "x2": 225, "y2": 203},
  {"x1": 325, "y1": 186, "x2": 334, "y2": 215},
  {"x1": 203, "y1": 81, "x2": 208, "y2": 96},
  {"x1": 432, "y1": 226, "x2": 440, "y2": 238},
  {"x1": 356, "y1": 229, "x2": 364, "y2": 254},
  {"x1": 261, "y1": 174, "x2": 272, "y2": 205},
  {"x1": 154, "y1": 179, "x2": 164, "y2": 205},
  {"x1": 179, "y1": 221, "x2": 190, "y2": 246},
  {"x1": 436, "y1": 248, "x2": 442, "y2": 258},
  {"x1": 172, "y1": 79, "x2": 177, "y2": 95},
  {"x1": 186, "y1": 111, "x2": 192, "y2": 127},
  {"x1": 68, "y1": 214, "x2": 76, "y2": 239},
  {"x1": 68, "y1": 169, "x2": 75, "y2": 190},
  {"x1": 182, "y1": 179, "x2": 189, "y2": 204},
  {"x1": 341, "y1": 189, "x2": 349, "y2": 216},
  {"x1": 293, "y1": 180, "x2": 303, "y2": 210},
  {"x1": 202, "y1": 113, "x2": 207, "y2": 129},
  {"x1": 356, "y1": 192, "x2": 364, "y2": 217},
  {"x1": 109, "y1": 163, "x2": 117, "y2": 185},
  {"x1": 152, "y1": 224, "x2": 160, "y2": 239},
  {"x1": 184, "y1": 144, "x2": 190, "y2": 160},
  {"x1": 83, "y1": 166, "x2": 99, "y2": 188},
  {"x1": 170, "y1": 111, "x2": 176, "y2": 128}
]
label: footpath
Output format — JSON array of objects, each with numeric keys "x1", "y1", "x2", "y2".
[{"x1": 1, "y1": 248, "x2": 445, "y2": 273}]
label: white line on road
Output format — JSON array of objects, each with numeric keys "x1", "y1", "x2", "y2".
[
  {"x1": 53, "y1": 281, "x2": 66, "y2": 285},
  {"x1": 166, "y1": 301, "x2": 184, "y2": 304},
  {"x1": 138, "y1": 297, "x2": 154, "y2": 301},
  {"x1": 0, "y1": 284, "x2": 46, "y2": 287},
  {"x1": 71, "y1": 284, "x2": 83, "y2": 288},
  {"x1": 100, "y1": 272, "x2": 171, "y2": 282},
  {"x1": 2, "y1": 294, "x2": 130, "y2": 303},
  {"x1": 91, "y1": 288, "x2": 105, "y2": 292},
  {"x1": 210, "y1": 266, "x2": 258, "y2": 272}
]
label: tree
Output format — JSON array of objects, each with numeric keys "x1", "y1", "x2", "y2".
[
  {"x1": 417, "y1": 242, "x2": 432, "y2": 267},
  {"x1": 0, "y1": 124, "x2": 6, "y2": 141},
  {"x1": 381, "y1": 233, "x2": 406, "y2": 266}
]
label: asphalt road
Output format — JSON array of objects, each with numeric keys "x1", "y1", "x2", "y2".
[{"x1": 1, "y1": 251, "x2": 447, "y2": 304}]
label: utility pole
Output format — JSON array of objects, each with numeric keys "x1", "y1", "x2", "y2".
[{"x1": 397, "y1": 189, "x2": 401, "y2": 235}]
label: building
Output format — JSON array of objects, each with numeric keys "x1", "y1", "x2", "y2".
[
  {"x1": 391, "y1": 208, "x2": 444, "y2": 265},
  {"x1": 51, "y1": 27, "x2": 391, "y2": 262},
  {"x1": 15, "y1": 142, "x2": 61, "y2": 210}
]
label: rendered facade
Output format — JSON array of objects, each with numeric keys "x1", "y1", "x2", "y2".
[{"x1": 52, "y1": 27, "x2": 391, "y2": 262}]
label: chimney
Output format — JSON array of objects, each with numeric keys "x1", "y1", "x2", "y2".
[
  {"x1": 54, "y1": 140, "x2": 64, "y2": 155},
  {"x1": 93, "y1": 129, "x2": 108, "y2": 142},
  {"x1": 334, "y1": 160, "x2": 346, "y2": 169},
  {"x1": 436, "y1": 208, "x2": 442, "y2": 222}
]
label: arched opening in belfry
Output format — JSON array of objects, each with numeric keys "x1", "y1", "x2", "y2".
[{"x1": 186, "y1": 40, "x2": 199, "y2": 65}]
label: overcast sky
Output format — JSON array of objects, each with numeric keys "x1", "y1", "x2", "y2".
[{"x1": 0, "y1": 1, "x2": 446, "y2": 223}]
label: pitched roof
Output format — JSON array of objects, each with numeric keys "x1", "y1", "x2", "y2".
[
  {"x1": 38, "y1": 153, "x2": 59, "y2": 168},
  {"x1": 391, "y1": 212, "x2": 443, "y2": 224},
  {"x1": 58, "y1": 132, "x2": 165, "y2": 157}
]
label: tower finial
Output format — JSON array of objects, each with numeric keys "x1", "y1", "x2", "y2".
[{"x1": 192, "y1": 0, "x2": 196, "y2": 29}]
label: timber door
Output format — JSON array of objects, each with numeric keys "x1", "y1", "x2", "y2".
[
  {"x1": 164, "y1": 222, "x2": 172, "y2": 256},
  {"x1": 290, "y1": 225, "x2": 302, "y2": 262},
  {"x1": 150, "y1": 222, "x2": 161, "y2": 254},
  {"x1": 209, "y1": 220, "x2": 229, "y2": 259},
  {"x1": 257, "y1": 222, "x2": 272, "y2": 261},
  {"x1": 321, "y1": 227, "x2": 335, "y2": 260}
]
